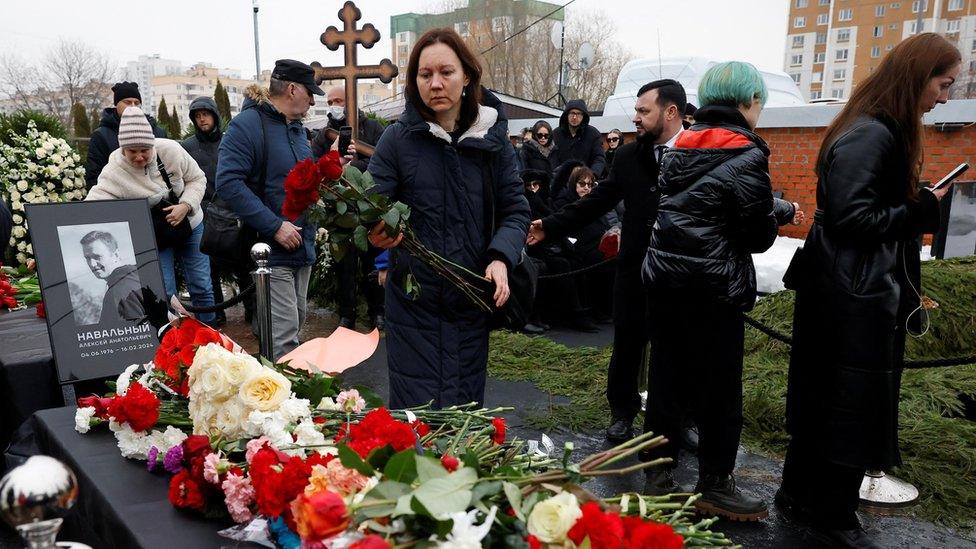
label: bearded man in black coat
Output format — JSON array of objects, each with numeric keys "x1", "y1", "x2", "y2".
[{"x1": 527, "y1": 80, "x2": 687, "y2": 442}]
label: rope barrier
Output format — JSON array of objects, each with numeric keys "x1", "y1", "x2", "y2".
[
  {"x1": 537, "y1": 257, "x2": 618, "y2": 280},
  {"x1": 741, "y1": 312, "x2": 975, "y2": 369},
  {"x1": 178, "y1": 283, "x2": 255, "y2": 314}
]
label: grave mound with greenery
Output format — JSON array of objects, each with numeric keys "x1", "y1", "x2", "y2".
[{"x1": 488, "y1": 257, "x2": 976, "y2": 528}]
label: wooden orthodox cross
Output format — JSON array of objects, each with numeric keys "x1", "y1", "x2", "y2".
[{"x1": 311, "y1": 1, "x2": 398, "y2": 152}]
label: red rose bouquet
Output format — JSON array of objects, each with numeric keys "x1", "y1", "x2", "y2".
[
  {"x1": 153, "y1": 317, "x2": 236, "y2": 396},
  {"x1": 281, "y1": 154, "x2": 493, "y2": 312}
]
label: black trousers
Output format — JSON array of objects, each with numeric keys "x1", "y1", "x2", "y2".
[
  {"x1": 606, "y1": 268, "x2": 647, "y2": 420},
  {"x1": 642, "y1": 292, "x2": 744, "y2": 476},
  {"x1": 336, "y1": 246, "x2": 384, "y2": 320},
  {"x1": 781, "y1": 436, "x2": 864, "y2": 530}
]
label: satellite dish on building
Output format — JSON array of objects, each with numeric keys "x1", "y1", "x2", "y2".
[
  {"x1": 578, "y1": 42, "x2": 595, "y2": 70},
  {"x1": 550, "y1": 22, "x2": 564, "y2": 49}
]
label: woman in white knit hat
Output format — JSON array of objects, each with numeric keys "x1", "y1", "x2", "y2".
[{"x1": 87, "y1": 106, "x2": 215, "y2": 325}]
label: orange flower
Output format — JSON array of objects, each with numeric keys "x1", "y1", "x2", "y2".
[{"x1": 291, "y1": 490, "x2": 350, "y2": 541}]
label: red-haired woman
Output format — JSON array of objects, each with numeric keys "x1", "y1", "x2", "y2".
[
  {"x1": 367, "y1": 29, "x2": 529, "y2": 408},
  {"x1": 778, "y1": 33, "x2": 960, "y2": 548}
]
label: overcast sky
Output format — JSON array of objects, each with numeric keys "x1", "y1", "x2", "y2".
[{"x1": 2, "y1": 0, "x2": 790, "y2": 78}]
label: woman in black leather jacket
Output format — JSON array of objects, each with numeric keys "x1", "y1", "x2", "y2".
[
  {"x1": 777, "y1": 33, "x2": 960, "y2": 549},
  {"x1": 641, "y1": 61, "x2": 779, "y2": 521}
]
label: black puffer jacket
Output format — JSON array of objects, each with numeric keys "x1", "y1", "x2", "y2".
[
  {"x1": 519, "y1": 139, "x2": 553, "y2": 198},
  {"x1": 181, "y1": 97, "x2": 222, "y2": 202},
  {"x1": 643, "y1": 105, "x2": 777, "y2": 311},
  {"x1": 85, "y1": 108, "x2": 168, "y2": 189},
  {"x1": 549, "y1": 99, "x2": 606, "y2": 180}
]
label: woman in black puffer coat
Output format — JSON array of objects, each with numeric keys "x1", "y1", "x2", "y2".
[
  {"x1": 519, "y1": 120, "x2": 555, "y2": 201},
  {"x1": 640, "y1": 61, "x2": 778, "y2": 522},
  {"x1": 777, "y1": 34, "x2": 960, "y2": 549}
]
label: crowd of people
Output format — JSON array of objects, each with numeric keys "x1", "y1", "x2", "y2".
[{"x1": 50, "y1": 26, "x2": 961, "y2": 549}]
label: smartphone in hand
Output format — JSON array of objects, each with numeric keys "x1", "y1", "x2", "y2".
[
  {"x1": 932, "y1": 163, "x2": 969, "y2": 192},
  {"x1": 338, "y1": 126, "x2": 353, "y2": 157}
]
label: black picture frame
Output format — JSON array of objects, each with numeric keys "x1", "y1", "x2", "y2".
[
  {"x1": 932, "y1": 180, "x2": 976, "y2": 260},
  {"x1": 25, "y1": 199, "x2": 167, "y2": 384}
]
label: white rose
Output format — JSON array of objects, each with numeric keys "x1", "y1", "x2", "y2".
[
  {"x1": 73, "y1": 153, "x2": 81, "y2": 162},
  {"x1": 51, "y1": 155, "x2": 63, "y2": 166},
  {"x1": 43, "y1": 141, "x2": 54, "y2": 151},
  {"x1": 74, "y1": 407, "x2": 97, "y2": 434},
  {"x1": 12, "y1": 227, "x2": 25, "y2": 239},
  {"x1": 214, "y1": 397, "x2": 248, "y2": 439},
  {"x1": 12, "y1": 214, "x2": 22, "y2": 224},
  {"x1": 46, "y1": 183, "x2": 55, "y2": 191},
  {"x1": 11, "y1": 201, "x2": 22, "y2": 211},
  {"x1": 10, "y1": 191, "x2": 20, "y2": 201},
  {"x1": 75, "y1": 177, "x2": 84, "y2": 188},
  {"x1": 26, "y1": 244, "x2": 32, "y2": 254},
  {"x1": 16, "y1": 180, "x2": 27, "y2": 191},
  {"x1": 16, "y1": 241, "x2": 26, "y2": 251},
  {"x1": 23, "y1": 193, "x2": 34, "y2": 202},
  {"x1": 35, "y1": 148, "x2": 46, "y2": 158},
  {"x1": 238, "y1": 369, "x2": 291, "y2": 412},
  {"x1": 526, "y1": 492, "x2": 582, "y2": 544},
  {"x1": 16, "y1": 253, "x2": 26, "y2": 264}
]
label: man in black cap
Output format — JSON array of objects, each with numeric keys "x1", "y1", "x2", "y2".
[
  {"x1": 85, "y1": 81, "x2": 168, "y2": 189},
  {"x1": 215, "y1": 59, "x2": 326, "y2": 359}
]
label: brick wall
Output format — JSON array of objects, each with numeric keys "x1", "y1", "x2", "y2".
[{"x1": 758, "y1": 125, "x2": 976, "y2": 239}]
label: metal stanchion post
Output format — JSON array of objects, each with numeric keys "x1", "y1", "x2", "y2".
[
  {"x1": 250, "y1": 243, "x2": 274, "y2": 361},
  {"x1": 639, "y1": 341, "x2": 650, "y2": 411}
]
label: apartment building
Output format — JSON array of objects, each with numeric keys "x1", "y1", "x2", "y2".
[
  {"x1": 151, "y1": 63, "x2": 259, "y2": 125},
  {"x1": 784, "y1": 0, "x2": 976, "y2": 101}
]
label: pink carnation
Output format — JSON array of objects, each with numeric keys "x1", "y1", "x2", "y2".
[
  {"x1": 336, "y1": 389, "x2": 366, "y2": 414},
  {"x1": 203, "y1": 453, "x2": 222, "y2": 485},
  {"x1": 325, "y1": 459, "x2": 369, "y2": 494},
  {"x1": 245, "y1": 437, "x2": 289, "y2": 464},
  {"x1": 221, "y1": 473, "x2": 256, "y2": 524}
]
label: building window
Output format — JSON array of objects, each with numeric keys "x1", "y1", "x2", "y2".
[
  {"x1": 890, "y1": 3, "x2": 900, "y2": 7},
  {"x1": 396, "y1": 32, "x2": 409, "y2": 43},
  {"x1": 811, "y1": 90, "x2": 823, "y2": 100},
  {"x1": 819, "y1": 0, "x2": 830, "y2": 5},
  {"x1": 837, "y1": 28, "x2": 851, "y2": 42},
  {"x1": 836, "y1": 48, "x2": 849, "y2": 61},
  {"x1": 795, "y1": 16, "x2": 807, "y2": 27},
  {"x1": 833, "y1": 68, "x2": 847, "y2": 80},
  {"x1": 832, "y1": 89, "x2": 844, "y2": 99},
  {"x1": 791, "y1": 54, "x2": 804, "y2": 65},
  {"x1": 793, "y1": 35, "x2": 805, "y2": 48},
  {"x1": 796, "y1": 0, "x2": 808, "y2": 6},
  {"x1": 816, "y1": 31, "x2": 827, "y2": 44},
  {"x1": 972, "y1": 39, "x2": 976, "y2": 52},
  {"x1": 946, "y1": 20, "x2": 960, "y2": 33},
  {"x1": 812, "y1": 71, "x2": 823, "y2": 82},
  {"x1": 912, "y1": 0, "x2": 927, "y2": 13},
  {"x1": 875, "y1": 5, "x2": 886, "y2": 16},
  {"x1": 910, "y1": 20, "x2": 926, "y2": 33},
  {"x1": 873, "y1": 26, "x2": 884, "y2": 37},
  {"x1": 889, "y1": 23, "x2": 898, "y2": 29},
  {"x1": 790, "y1": 73, "x2": 802, "y2": 84},
  {"x1": 491, "y1": 16, "x2": 510, "y2": 33},
  {"x1": 871, "y1": 46, "x2": 881, "y2": 57},
  {"x1": 454, "y1": 21, "x2": 469, "y2": 36},
  {"x1": 814, "y1": 51, "x2": 826, "y2": 63},
  {"x1": 817, "y1": 13, "x2": 829, "y2": 25},
  {"x1": 948, "y1": 0, "x2": 963, "y2": 9},
  {"x1": 838, "y1": 8, "x2": 853, "y2": 20}
]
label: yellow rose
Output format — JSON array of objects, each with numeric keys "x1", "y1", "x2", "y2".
[
  {"x1": 239, "y1": 370, "x2": 292, "y2": 411},
  {"x1": 526, "y1": 492, "x2": 582, "y2": 544}
]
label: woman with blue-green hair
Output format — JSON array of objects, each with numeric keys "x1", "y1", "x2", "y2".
[{"x1": 641, "y1": 61, "x2": 786, "y2": 522}]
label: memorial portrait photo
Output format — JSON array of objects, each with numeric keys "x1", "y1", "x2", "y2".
[{"x1": 57, "y1": 222, "x2": 142, "y2": 326}]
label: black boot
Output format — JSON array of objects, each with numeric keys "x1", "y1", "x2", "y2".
[
  {"x1": 679, "y1": 425, "x2": 699, "y2": 454},
  {"x1": 694, "y1": 473, "x2": 768, "y2": 521},
  {"x1": 371, "y1": 314, "x2": 385, "y2": 331},
  {"x1": 338, "y1": 317, "x2": 356, "y2": 329},
  {"x1": 521, "y1": 323, "x2": 545, "y2": 335},
  {"x1": 806, "y1": 526, "x2": 885, "y2": 549},
  {"x1": 644, "y1": 467, "x2": 680, "y2": 496},
  {"x1": 605, "y1": 417, "x2": 633, "y2": 442}
]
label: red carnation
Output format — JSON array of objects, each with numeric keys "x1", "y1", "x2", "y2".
[
  {"x1": 317, "y1": 150, "x2": 344, "y2": 181},
  {"x1": 168, "y1": 469, "x2": 207, "y2": 512},
  {"x1": 335, "y1": 408, "x2": 418, "y2": 458},
  {"x1": 567, "y1": 502, "x2": 625, "y2": 549},
  {"x1": 411, "y1": 419, "x2": 431, "y2": 438},
  {"x1": 622, "y1": 516, "x2": 684, "y2": 549},
  {"x1": 491, "y1": 417, "x2": 506, "y2": 445},
  {"x1": 526, "y1": 535, "x2": 542, "y2": 549},
  {"x1": 35, "y1": 302, "x2": 45, "y2": 318},
  {"x1": 251, "y1": 453, "x2": 313, "y2": 518},
  {"x1": 440, "y1": 454, "x2": 459, "y2": 472},
  {"x1": 106, "y1": 382, "x2": 160, "y2": 432},
  {"x1": 349, "y1": 535, "x2": 391, "y2": 549},
  {"x1": 283, "y1": 158, "x2": 322, "y2": 220},
  {"x1": 183, "y1": 435, "x2": 213, "y2": 462}
]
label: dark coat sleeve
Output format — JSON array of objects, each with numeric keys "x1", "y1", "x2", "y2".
[
  {"x1": 587, "y1": 127, "x2": 607, "y2": 177},
  {"x1": 822, "y1": 122, "x2": 940, "y2": 242},
  {"x1": 311, "y1": 127, "x2": 330, "y2": 159},
  {"x1": 85, "y1": 128, "x2": 110, "y2": 188},
  {"x1": 214, "y1": 115, "x2": 282, "y2": 238},
  {"x1": 542, "y1": 159, "x2": 624, "y2": 239},
  {"x1": 368, "y1": 125, "x2": 401, "y2": 202},
  {"x1": 730, "y1": 149, "x2": 778, "y2": 254},
  {"x1": 772, "y1": 197, "x2": 796, "y2": 226},
  {"x1": 487, "y1": 140, "x2": 531, "y2": 268}
]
